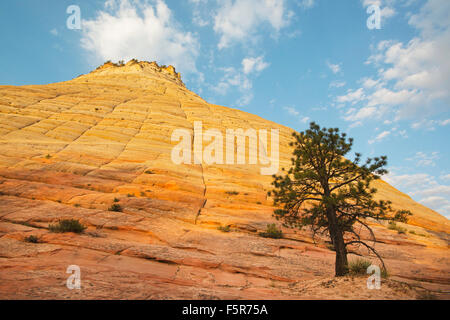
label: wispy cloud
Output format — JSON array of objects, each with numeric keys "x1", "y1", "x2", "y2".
[
  {"x1": 283, "y1": 106, "x2": 310, "y2": 123},
  {"x1": 368, "y1": 130, "x2": 390, "y2": 144},
  {"x1": 242, "y1": 56, "x2": 269, "y2": 74},
  {"x1": 326, "y1": 60, "x2": 342, "y2": 74},
  {"x1": 213, "y1": 0, "x2": 292, "y2": 49},
  {"x1": 298, "y1": 0, "x2": 316, "y2": 9},
  {"x1": 337, "y1": 0, "x2": 450, "y2": 126},
  {"x1": 406, "y1": 151, "x2": 439, "y2": 167},
  {"x1": 384, "y1": 171, "x2": 450, "y2": 217}
]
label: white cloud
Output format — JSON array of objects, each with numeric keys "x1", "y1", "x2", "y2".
[
  {"x1": 242, "y1": 56, "x2": 269, "y2": 74},
  {"x1": 212, "y1": 66, "x2": 254, "y2": 105},
  {"x1": 362, "y1": 77, "x2": 383, "y2": 89},
  {"x1": 189, "y1": 0, "x2": 210, "y2": 27},
  {"x1": 80, "y1": 0, "x2": 199, "y2": 74},
  {"x1": 368, "y1": 130, "x2": 390, "y2": 144},
  {"x1": 283, "y1": 106, "x2": 300, "y2": 117},
  {"x1": 213, "y1": 0, "x2": 291, "y2": 49},
  {"x1": 300, "y1": 116, "x2": 310, "y2": 123},
  {"x1": 330, "y1": 80, "x2": 346, "y2": 88},
  {"x1": 344, "y1": 106, "x2": 379, "y2": 122},
  {"x1": 340, "y1": 0, "x2": 450, "y2": 125},
  {"x1": 50, "y1": 28, "x2": 58, "y2": 36},
  {"x1": 326, "y1": 61, "x2": 342, "y2": 74},
  {"x1": 298, "y1": 0, "x2": 316, "y2": 9},
  {"x1": 211, "y1": 56, "x2": 268, "y2": 106},
  {"x1": 406, "y1": 151, "x2": 439, "y2": 167},
  {"x1": 384, "y1": 171, "x2": 450, "y2": 217},
  {"x1": 411, "y1": 118, "x2": 450, "y2": 130},
  {"x1": 337, "y1": 88, "x2": 365, "y2": 104},
  {"x1": 283, "y1": 106, "x2": 310, "y2": 123}
]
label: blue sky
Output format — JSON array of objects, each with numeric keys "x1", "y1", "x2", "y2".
[{"x1": 0, "y1": 0, "x2": 449, "y2": 217}]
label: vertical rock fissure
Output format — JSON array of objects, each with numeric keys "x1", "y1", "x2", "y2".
[{"x1": 178, "y1": 102, "x2": 207, "y2": 225}]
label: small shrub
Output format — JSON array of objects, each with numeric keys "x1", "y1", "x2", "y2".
[
  {"x1": 45, "y1": 154, "x2": 52, "y2": 159},
  {"x1": 259, "y1": 224, "x2": 283, "y2": 239},
  {"x1": 140, "y1": 191, "x2": 146, "y2": 196},
  {"x1": 113, "y1": 197, "x2": 120, "y2": 203},
  {"x1": 409, "y1": 230, "x2": 416, "y2": 235},
  {"x1": 49, "y1": 219, "x2": 86, "y2": 233},
  {"x1": 388, "y1": 221, "x2": 407, "y2": 234},
  {"x1": 225, "y1": 191, "x2": 239, "y2": 196},
  {"x1": 24, "y1": 235, "x2": 40, "y2": 243},
  {"x1": 218, "y1": 225, "x2": 231, "y2": 233},
  {"x1": 127, "y1": 193, "x2": 135, "y2": 197},
  {"x1": 108, "y1": 204, "x2": 123, "y2": 212},
  {"x1": 144, "y1": 170, "x2": 154, "y2": 174},
  {"x1": 74, "y1": 204, "x2": 81, "y2": 207},
  {"x1": 349, "y1": 258, "x2": 372, "y2": 275},
  {"x1": 418, "y1": 233, "x2": 428, "y2": 237}
]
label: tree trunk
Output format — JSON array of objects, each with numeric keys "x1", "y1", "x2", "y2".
[
  {"x1": 332, "y1": 229, "x2": 348, "y2": 276},
  {"x1": 326, "y1": 205, "x2": 348, "y2": 276}
]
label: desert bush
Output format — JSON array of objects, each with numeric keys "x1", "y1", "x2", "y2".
[
  {"x1": 218, "y1": 225, "x2": 231, "y2": 232},
  {"x1": 144, "y1": 170, "x2": 154, "y2": 174},
  {"x1": 24, "y1": 235, "x2": 40, "y2": 243},
  {"x1": 388, "y1": 221, "x2": 407, "y2": 234},
  {"x1": 225, "y1": 191, "x2": 239, "y2": 196},
  {"x1": 259, "y1": 224, "x2": 283, "y2": 239},
  {"x1": 113, "y1": 197, "x2": 120, "y2": 203},
  {"x1": 108, "y1": 204, "x2": 123, "y2": 212},
  {"x1": 127, "y1": 193, "x2": 135, "y2": 197},
  {"x1": 349, "y1": 258, "x2": 372, "y2": 275},
  {"x1": 49, "y1": 219, "x2": 86, "y2": 233}
]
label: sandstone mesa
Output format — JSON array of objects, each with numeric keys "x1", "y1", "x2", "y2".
[{"x1": 0, "y1": 60, "x2": 448, "y2": 299}]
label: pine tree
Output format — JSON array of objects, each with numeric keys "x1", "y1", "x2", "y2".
[{"x1": 269, "y1": 122, "x2": 411, "y2": 276}]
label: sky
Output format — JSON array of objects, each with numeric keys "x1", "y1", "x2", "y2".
[{"x1": 0, "y1": 0, "x2": 449, "y2": 217}]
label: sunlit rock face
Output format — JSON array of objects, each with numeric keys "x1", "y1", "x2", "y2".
[{"x1": 0, "y1": 60, "x2": 448, "y2": 299}]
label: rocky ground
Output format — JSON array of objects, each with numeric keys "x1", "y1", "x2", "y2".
[{"x1": 0, "y1": 60, "x2": 448, "y2": 299}]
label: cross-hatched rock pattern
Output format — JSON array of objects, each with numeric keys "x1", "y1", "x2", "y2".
[{"x1": 0, "y1": 61, "x2": 448, "y2": 299}]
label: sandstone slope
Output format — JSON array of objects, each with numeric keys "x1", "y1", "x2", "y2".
[{"x1": 0, "y1": 60, "x2": 448, "y2": 299}]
